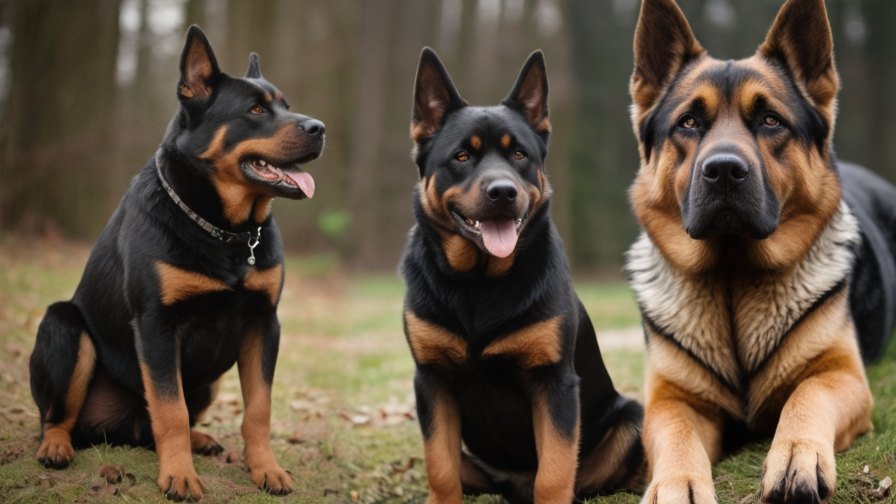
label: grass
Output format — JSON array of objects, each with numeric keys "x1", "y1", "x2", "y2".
[{"x1": 0, "y1": 240, "x2": 893, "y2": 503}]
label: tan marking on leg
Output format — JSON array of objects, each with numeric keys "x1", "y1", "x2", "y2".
[
  {"x1": 155, "y1": 261, "x2": 231, "y2": 305},
  {"x1": 641, "y1": 373, "x2": 721, "y2": 503},
  {"x1": 243, "y1": 264, "x2": 283, "y2": 305},
  {"x1": 481, "y1": 317, "x2": 562, "y2": 368},
  {"x1": 405, "y1": 312, "x2": 467, "y2": 367},
  {"x1": 140, "y1": 364, "x2": 203, "y2": 500},
  {"x1": 36, "y1": 333, "x2": 96, "y2": 468},
  {"x1": 423, "y1": 390, "x2": 463, "y2": 503},
  {"x1": 238, "y1": 329, "x2": 293, "y2": 495},
  {"x1": 760, "y1": 337, "x2": 872, "y2": 502},
  {"x1": 531, "y1": 391, "x2": 579, "y2": 503}
]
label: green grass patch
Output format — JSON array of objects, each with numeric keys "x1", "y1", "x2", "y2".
[
  {"x1": 1, "y1": 245, "x2": 893, "y2": 503},
  {"x1": 575, "y1": 281, "x2": 642, "y2": 329}
]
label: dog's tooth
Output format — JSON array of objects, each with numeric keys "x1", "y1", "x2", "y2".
[
  {"x1": 259, "y1": 159, "x2": 267, "y2": 166},
  {"x1": 475, "y1": 221, "x2": 481, "y2": 229}
]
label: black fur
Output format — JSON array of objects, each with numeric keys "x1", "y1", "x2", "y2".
[
  {"x1": 29, "y1": 25, "x2": 323, "y2": 496},
  {"x1": 841, "y1": 161, "x2": 896, "y2": 361},
  {"x1": 401, "y1": 48, "x2": 643, "y2": 501}
]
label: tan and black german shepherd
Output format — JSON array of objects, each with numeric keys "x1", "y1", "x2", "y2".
[{"x1": 626, "y1": 0, "x2": 896, "y2": 502}]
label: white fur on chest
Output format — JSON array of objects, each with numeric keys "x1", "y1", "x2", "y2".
[{"x1": 626, "y1": 202, "x2": 859, "y2": 392}]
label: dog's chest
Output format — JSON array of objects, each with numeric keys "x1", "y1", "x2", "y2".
[
  {"x1": 626, "y1": 203, "x2": 859, "y2": 401},
  {"x1": 404, "y1": 310, "x2": 565, "y2": 372},
  {"x1": 155, "y1": 260, "x2": 283, "y2": 307}
]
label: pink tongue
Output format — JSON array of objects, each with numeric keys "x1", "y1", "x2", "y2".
[
  {"x1": 480, "y1": 217, "x2": 519, "y2": 258},
  {"x1": 284, "y1": 170, "x2": 315, "y2": 198}
]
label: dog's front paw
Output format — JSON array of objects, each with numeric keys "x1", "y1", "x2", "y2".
[
  {"x1": 190, "y1": 430, "x2": 224, "y2": 456},
  {"x1": 641, "y1": 474, "x2": 716, "y2": 504},
  {"x1": 248, "y1": 462, "x2": 294, "y2": 495},
  {"x1": 761, "y1": 438, "x2": 834, "y2": 503},
  {"x1": 157, "y1": 467, "x2": 205, "y2": 501},
  {"x1": 36, "y1": 433, "x2": 75, "y2": 469}
]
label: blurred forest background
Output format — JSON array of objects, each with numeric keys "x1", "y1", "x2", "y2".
[{"x1": 1, "y1": 0, "x2": 895, "y2": 273}]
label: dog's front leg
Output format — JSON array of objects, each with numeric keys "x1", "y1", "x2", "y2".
[
  {"x1": 641, "y1": 372, "x2": 723, "y2": 504},
  {"x1": 760, "y1": 338, "x2": 872, "y2": 503},
  {"x1": 415, "y1": 370, "x2": 463, "y2": 504},
  {"x1": 138, "y1": 327, "x2": 204, "y2": 501},
  {"x1": 238, "y1": 326, "x2": 293, "y2": 495},
  {"x1": 531, "y1": 373, "x2": 580, "y2": 504}
]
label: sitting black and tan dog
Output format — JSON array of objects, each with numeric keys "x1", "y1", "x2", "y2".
[
  {"x1": 29, "y1": 26, "x2": 323, "y2": 501},
  {"x1": 625, "y1": 0, "x2": 896, "y2": 502},
  {"x1": 401, "y1": 48, "x2": 644, "y2": 503}
]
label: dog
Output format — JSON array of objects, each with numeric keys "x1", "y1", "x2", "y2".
[
  {"x1": 28, "y1": 26, "x2": 324, "y2": 501},
  {"x1": 401, "y1": 47, "x2": 644, "y2": 503},
  {"x1": 625, "y1": 0, "x2": 896, "y2": 502}
]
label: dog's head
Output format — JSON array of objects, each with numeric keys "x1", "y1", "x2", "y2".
[
  {"x1": 410, "y1": 48, "x2": 553, "y2": 273},
  {"x1": 171, "y1": 26, "x2": 324, "y2": 224},
  {"x1": 629, "y1": 0, "x2": 842, "y2": 272}
]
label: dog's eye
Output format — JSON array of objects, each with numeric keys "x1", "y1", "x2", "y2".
[
  {"x1": 678, "y1": 115, "x2": 698, "y2": 129},
  {"x1": 513, "y1": 150, "x2": 527, "y2": 161},
  {"x1": 454, "y1": 150, "x2": 470, "y2": 162},
  {"x1": 249, "y1": 104, "x2": 266, "y2": 115},
  {"x1": 763, "y1": 114, "x2": 782, "y2": 128}
]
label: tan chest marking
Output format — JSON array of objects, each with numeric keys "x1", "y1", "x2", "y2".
[
  {"x1": 155, "y1": 261, "x2": 231, "y2": 305},
  {"x1": 405, "y1": 312, "x2": 468, "y2": 367},
  {"x1": 481, "y1": 317, "x2": 563, "y2": 368},
  {"x1": 243, "y1": 264, "x2": 283, "y2": 305},
  {"x1": 628, "y1": 203, "x2": 859, "y2": 416}
]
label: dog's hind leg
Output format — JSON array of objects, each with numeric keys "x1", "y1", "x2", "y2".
[
  {"x1": 186, "y1": 380, "x2": 224, "y2": 456},
  {"x1": 29, "y1": 301, "x2": 97, "y2": 468}
]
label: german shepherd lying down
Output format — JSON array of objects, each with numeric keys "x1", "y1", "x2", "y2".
[{"x1": 626, "y1": 0, "x2": 896, "y2": 502}]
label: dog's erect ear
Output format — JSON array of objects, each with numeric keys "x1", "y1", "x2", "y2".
[
  {"x1": 502, "y1": 50, "x2": 550, "y2": 138},
  {"x1": 411, "y1": 47, "x2": 467, "y2": 143},
  {"x1": 631, "y1": 0, "x2": 704, "y2": 113},
  {"x1": 178, "y1": 25, "x2": 222, "y2": 101},
  {"x1": 759, "y1": 0, "x2": 838, "y2": 111},
  {"x1": 245, "y1": 52, "x2": 263, "y2": 79}
]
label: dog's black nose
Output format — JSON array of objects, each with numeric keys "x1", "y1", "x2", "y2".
[
  {"x1": 301, "y1": 119, "x2": 326, "y2": 138},
  {"x1": 486, "y1": 180, "x2": 518, "y2": 204},
  {"x1": 701, "y1": 153, "x2": 749, "y2": 187}
]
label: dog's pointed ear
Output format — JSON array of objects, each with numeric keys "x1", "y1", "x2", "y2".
[
  {"x1": 411, "y1": 47, "x2": 467, "y2": 143},
  {"x1": 178, "y1": 25, "x2": 222, "y2": 101},
  {"x1": 631, "y1": 0, "x2": 704, "y2": 113},
  {"x1": 245, "y1": 52, "x2": 262, "y2": 79},
  {"x1": 759, "y1": 0, "x2": 838, "y2": 111},
  {"x1": 502, "y1": 50, "x2": 550, "y2": 138}
]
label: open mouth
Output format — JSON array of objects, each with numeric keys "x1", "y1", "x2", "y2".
[
  {"x1": 242, "y1": 153, "x2": 319, "y2": 199},
  {"x1": 451, "y1": 210, "x2": 526, "y2": 258}
]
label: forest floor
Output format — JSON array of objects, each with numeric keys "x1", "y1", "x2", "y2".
[{"x1": 0, "y1": 240, "x2": 893, "y2": 503}]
